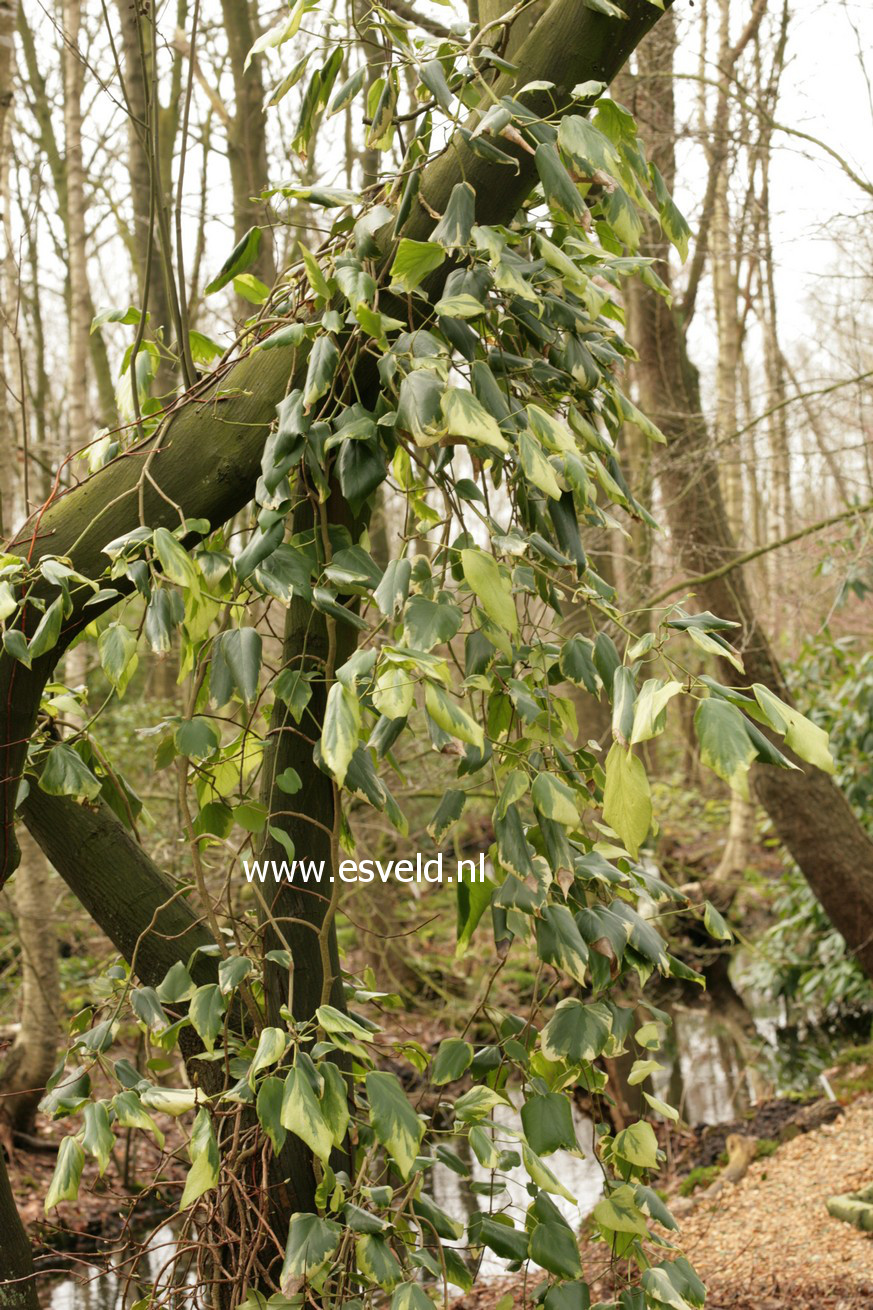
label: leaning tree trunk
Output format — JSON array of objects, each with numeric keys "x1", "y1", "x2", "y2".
[{"x1": 627, "y1": 12, "x2": 873, "y2": 982}]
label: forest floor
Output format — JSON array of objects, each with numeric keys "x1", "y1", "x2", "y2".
[
  {"x1": 671, "y1": 1092, "x2": 873, "y2": 1308},
  {"x1": 451, "y1": 1093, "x2": 873, "y2": 1310}
]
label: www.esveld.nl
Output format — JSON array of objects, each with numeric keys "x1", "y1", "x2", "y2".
[{"x1": 242, "y1": 852, "x2": 487, "y2": 884}]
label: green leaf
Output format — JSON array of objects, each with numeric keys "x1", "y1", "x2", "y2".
[
  {"x1": 613, "y1": 1119, "x2": 659, "y2": 1169},
  {"x1": 403, "y1": 595, "x2": 462, "y2": 650},
  {"x1": 281, "y1": 1067, "x2": 334, "y2": 1163},
  {"x1": 366, "y1": 1070, "x2": 424, "y2": 1178},
  {"x1": 536, "y1": 904, "x2": 588, "y2": 986},
  {"x1": 653, "y1": 164, "x2": 691, "y2": 261},
  {"x1": 531, "y1": 774, "x2": 578, "y2": 826},
  {"x1": 28, "y1": 596, "x2": 64, "y2": 660},
  {"x1": 175, "y1": 717, "x2": 221, "y2": 759},
  {"x1": 751, "y1": 684, "x2": 835, "y2": 774},
  {"x1": 519, "y1": 429, "x2": 561, "y2": 499},
  {"x1": 442, "y1": 389, "x2": 509, "y2": 453},
  {"x1": 427, "y1": 788, "x2": 466, "y2": 843},
  {"x1": 82, "y1": 1102, "x2": 114, "y2": 1175},
  {"x1": 256, "y1": 1076, "x2": 287, "y2": 1154},
  {"x1": 544, "y1": 1282, "x2": 591, "y2": 1310},
  {"x1": 592, "y1": 1183, "x2": 649, "y2": 1237},
  {"x1": 560, "y1": 635, "x2": 598, "y2": 694},
  {"x1": 535, "y1": 142, "x2": 586, "y2": 221},
  {"x1": 39, "y1": 744, "x2": 101, "y2": 801},
  {"x1": 91, "y1": 304, "x2": 143, "y2": 331},
  {"x1": 558, "y1": 115, "x2": 621, "y2": 176},
  {"x1": 303, "y1": 334, "x2": 339, "y2": 409},
  {"x1": 281, "y1": 1212, "x2": 341, "y2": 1286},
  {"x1": 643, "y1": 1090, "x2": 679, "y2": 1122},
  {"x1": 529, "y1": 1221, "x2": 583, "y2": 1278},
  {"x1": 356, "y1": 1233, "x2": 403, "y2": 1289},
  {"x1": 461, "y1": 548, "x2": 517, "y2": 634},
  {"x1": 521, "y1": 1092, "x2": 577, "y2": 1156},
  {"x1": 694, "y1": 699, "x2": 757, "y2": 799},
  {"x1": 299, "y1": 242, "x2": 331, "y2": 299},
  {"x1": 329, "y1": 64, "x2": 367, "y2": 116},
  {"x1": 45, "y1": 1135, "x2": 85, "y2": 1212},
  {"x1": 189, "y1": 985, "x2": 226, "y2": 1053},
  {"x1": 541, "y1": 998, "x2": 613, "y2": 1064},
  {"x1": 396, "y1": 369, "x2": 445, "y2": 447},
  {"x1": 250, "y1": 1026, "x2": 288, "y2": 1080},
  {"x1": 210, "y1": 627, "x2": 262, "y2": 706},
  {"x1": 430, "y1": 1039, "x2": 473, "y2": 1085},
  {"x1": 275, "y1": 668, "x2": 313, "y2": 723},
  {"x1": 157, "y1": 961, "x2": 196, "y2": 1003},
  {"x1": 628, "y1": 1058, "x2": 663, "y2": 1085},
  {"x1": 233, "y1": 273, "x2": 270, "y2": 304},
  {"x1": 153, "y1": 527, "x2": 201, "y2": 598},
  {"x1": 389, "y1": 239, "x2": 445, "y2": 292},
  {"x1": 319, "y1": 1061, "x2": 350, "y2": 1146},
  {"x1": 496, "y1": 769, "x2": 528, "y2": 819},
  {"x1": 435, "y1": 293, "x2": 486, "y2": 319},
  {"x1": 425, "y1": 683, "x2": 484, "y2": 751},
  {"x1": 631, "y1": 679, "x2": 682, "y2": 745},
  {"x1": 113, "y1": 1090, "x2": 164, "y2": 1147},
  {"x1": 642, "y1": 1266, "x2": 697, "y2": 1310},
  {"x1": 392, "y1": 1282, "x2": 435, "y2": 1310},
  {"x1": 611, "y1": 665, "x2": 636, "y2": 745},
  {"x1": 476, "y1": 1216, "x2": 529, "y2": 1262},
  {"x1": 521, "y1": 1143, "x2": 576, "y2": 1202},
  {"x1": 218, "y1": 955, "x2": 252, "y2": 996},
  {"x1": 205, "y1": 227, "x2": 263, "y2": 295},
  {"x1": 431, "y1": 182, "x2": 475, "y2": 249},
  {"x1": 602, "y1": 743, "x2": 651, "y2": 857},
  {"x1": 180, "y1": 1107, "x2": 219, "y2": 1208},
  {"x1": 322, "y1": 682, "x2": 361, "y2": 787},
  {"x1": 372, "y1": 666, "x2": 414, "y2": 719},
  {"x1": 703, "y1": 899, "x2": 732, "y2": 942}
]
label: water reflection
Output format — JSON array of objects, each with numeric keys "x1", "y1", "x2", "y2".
[
  {"x1": 427, "y1": 1098, "x2": 604, "y2": 1277},
  {"x1": 41, "y1": 1224, "x2": 192, "y2": 1310}
]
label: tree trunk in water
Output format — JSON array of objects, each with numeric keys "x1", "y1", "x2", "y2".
[
  {"x1": 629, "y1": 13, "x2": 873, "y2": 982},
  {"x1": 0, "y1": 831, "x2": 61, "y2": 1133}
]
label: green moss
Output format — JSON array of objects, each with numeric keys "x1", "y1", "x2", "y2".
[
  {"x1": 755, "y1": 1138, "x2": 779, "y2": 1160},
  {"x1": 679, "y1": 1165, "x2": 720, "y2": 1197},
  {"x1": 830, "y1": 1041, "x2": 873, "y2": 1099}
]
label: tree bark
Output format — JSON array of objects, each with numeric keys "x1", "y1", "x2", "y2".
[
  {"x1": 0, "y1": 1144, "x2": 38, "y2": 1310},
  {"x1": 61, "y1": 0, "x2": 90, "y2": 454},
  {"x1": 114, "y1": 0, "x2": 180, "y2": 396},
  {"x1": 0, "y1": 831, "x2": 61, "y2": 1133},
  {"x1": 20, "y1": 787, "x2": 217, "y2": 988},
  {"x1": 628, "y1": 12, "x2": 873, "y2": 982},
  {"x1": 219, "y1": 0, "x2": 276, "y2": 286}
]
